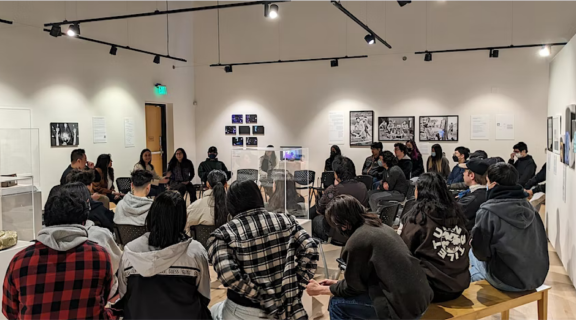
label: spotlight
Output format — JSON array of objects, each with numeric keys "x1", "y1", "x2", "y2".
[
  {"x1": 364, "y1": 34, "x2": 375, "y2": 45},
  {"x1": 331, "y1": 59, "x2": 339, "y2": 67},
  {"x1": 269, "y1": 4, "x2": 279, "y2": 19},
  {"x1": 539, "y1": 45, "x2": 550, "y2": 57},
  {"x1": 49, "y1": 25, "x2": 61, "y2": 37},
  {"x1": 225, "y1": 65, "x2": 233, "y2": 73},
  {"x1": 397, "y1": 1, "x2": 411, "y2": 7},
  {"x1": 424, "y1": 52, "x2": 432, "y2": 62},
  {"x1": 109, "y1": 46, "x2": 117, "y2": 56},
  {"x1": 153, "y1": 55, "x2": 160, "y2": 64},
  {"x1": 489, "y1": 49, "x2": 499, "y2": 58},
  {"x1": 66, "y1": 24, "x2": 80, "y2": 37}
]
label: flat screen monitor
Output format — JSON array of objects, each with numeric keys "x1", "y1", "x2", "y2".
[
  {"x1": 252, "y1": 126, "x2": 265, "y2": 134},
  {"x1": 232, "y1": 114, "x2": 243, "y2": 124},
  {"x1": 225, "y1": 126, "x2": 236, "y2": 134},
  {"x1": 246, "y1": 137, "x2": 258, "y2": 146},
  {"x1": 280, "y1": 146, "x2": 303, "y2": 161},
  {"x1": 239, "y1": 126, "x2": 250, "y2": 135},
  {"x1": 246, "y1": 114, "x2": 257, "y2": 123},
  {"x1": 232, "y1": 137, "x2": 244, "y2": 146}
]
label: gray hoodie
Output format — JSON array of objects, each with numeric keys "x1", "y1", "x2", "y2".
[{"x1": 113, "y1": 192, "x2": 153, "y2": 226}]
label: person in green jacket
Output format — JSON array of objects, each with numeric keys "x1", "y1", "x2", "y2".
[{"x1": 198, "y1": 146, "x2": 231, "y2": 183}]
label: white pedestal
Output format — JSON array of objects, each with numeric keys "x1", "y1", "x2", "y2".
[{"x1": 0, "y1": 240, "x2": 33, "y2": 320}]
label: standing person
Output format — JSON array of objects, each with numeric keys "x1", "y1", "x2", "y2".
[
  {"x1": 207, "y1": 180, "x2": 318, "y2": 320},
  {"x1": 406, "y1": 139, "x2": 424, "y2": 178},
  {"x1": 457, "y1": 159, "x2": 488, "y2": 231},
  {"x1": 427, "y1": 144, "x2": 451, "y2": 179},
  {"x1": 67, "y1": 169, "x2": 115, "y2": 232},
  {"x1": 362, "y1": 142, "x2": 384, "y2": 183},
  {"x1": 324, "y1": 145, "x2": 342, "y2": 171},
  {"x1": 198, "y1": 146, "x2": 232, "y2": 182},
  {"x1": 470, "y1": 163, "x2": 549, "y2": 291},
  {"x1": 60, "y1": 148, "x2": 94, "y2": 185},
  {"x1": 93, "y1": 154, "x2": 124, "y2": 204},
  {"x1": 368, "y1": 151, "x2": 409, "y2": 212},
  {"x1": 508, "y1": 142, "x2": 537, "y2": 187},
  {"x1": 186, "y1": 170, "x2": 229, "y2": 230},
  {"x1": 259, "y1": 145, "x2": 277, "y2": 197},
  {"x1": 114, "y1": 170, "x2": 154, "y2": 227},
  {"x1": 306, "y1": 195, "x2": 432, "y2": 320},
  {"x1": 166, "y1": 148, "x2": 197, "y2": 202},
  {"x1": 134, "y1": 149, "x2": 169, "y2": 197},
  {"x1": 2, "y1": 186, "x2": 114, "y2": 320},
  {"x1": 116, "y1": 191, "x2": 211, "y2": 319},
  {"x1": 394, "y1": 143, "x2": 413, "y2": 179},
  {"x1": 399, "y1": 173, "x2": 470, "y2": 302},
  {"x1": 447, "y1": 147, "x2": 470, "y2": 185}
]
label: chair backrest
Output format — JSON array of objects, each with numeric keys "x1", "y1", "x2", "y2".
[
  {"x1": 321, "y1": 171, "x2": 335, "y2": 188},
  {"x1": 116, "y1": 177, "x2": 132, "y2": 195},
  {"x1": 236, "y1": 169, "x2": 258, "y2": 183},
  {"x1": 294, "y1": 170, "x2": 315, "y2": 186},
  {"x1": 377, "y1": 202, "x2": 400, "y2": 227},
  {"x1": 405, "y1": 181, "x2": 416, "y2": 198},
  {"x1": 400, "y1": 198, "x2": 417, "y2": 219},
  {"x1": 115, "y1": 224, "x2": 147, "y2": 246},
  {"x1": 355, "y1": 175, "x2": 373, "y2": 191},
  {"x1": 271, "y1": 169, "x2": 287, "y2": 181},
  {"x1": 189, "y1": 225, "x2": 218, "y2": 249}
]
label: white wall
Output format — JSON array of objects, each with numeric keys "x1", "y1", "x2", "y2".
[
  {"x1": 0, "y1": 1, "x2": 197, "y2": 204},
  {"x1": 546, "y1": 32, "x2": 576, "y2": 287}
]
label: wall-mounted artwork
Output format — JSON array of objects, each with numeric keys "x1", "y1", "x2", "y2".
[
  {"x1": 247, "y1": 137, "x2": 258, "y2": 146},
  {"x1": 232, "y1": 137, "x2": 243, "y2": 146},
  {"x1": 350, "y1": 111, "x2": 373, "y2": 146},
  {"x1": 378, "y1": 117, "x2": 415, "y2": 141},
  {"x1": 239, "y1": 126, "x2": 250, "y2": 135},
  {"x1": 232, "y1": 114, "x2": 243, "y2": 124},
  {"x1": 572, "y1": 119, "x2": 576, "y2": 168},
  {"x1": 246, "y1": 114, "x2": 257, "y2": 123},
  {"x1": 419, "y1": 116, "x2": 459, "y2": 141},
  {"x1": 225, "y1": 126, "x2": 236, "y2": 134},
  {"x1": 50, "y1": 123, "x2": 79, "y2": 147},
  {"x1": 547, "y1": 117, "x2": 553, "y2": 152},
  {"x1": 565, "y1": 105, "x2": 576, "y2": 167},
  {"x1": 553, "y1": 115, "x2": 561, "y2": 154}
]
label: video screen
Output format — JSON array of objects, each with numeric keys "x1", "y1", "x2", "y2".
[
  {"x1": 247, "y1": 137, "x2": 258, "y2": 146},
  {"x1": 246, "y1": 114, "x2": 257, "y2": 123},
  {"x1": 232, "y1": 137, "x2": 244, "y2": 146},
  {"x1": 252, "y1": 126, "x2": 265, "y2": 134},
  {"x1": 232, "y1": 114, "x2": 243, "y2": 124},
  {"x1": 280, "y1": 147, "x2": 303, "y2": 161},
  {"x1": 239, "y1": 126, "x2": 250, "y2": 134},
  {"x1": 225, "y1": 126, "x2": 236, "y2": 134}
]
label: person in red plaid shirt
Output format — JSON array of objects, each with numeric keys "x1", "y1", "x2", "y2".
[{"x1": 2, "y1": 185, "x2": 114, "y2": 320}]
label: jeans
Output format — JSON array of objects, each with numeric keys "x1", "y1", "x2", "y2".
[
  {"x1": 329, "y1": 294, "x2": 378, "y2": 320},
  {"x1": 372, "y1": 179, "x2": 381, "y2": 190},
  {"x1": 211, "y1": 299, "x2": 271, "y2": 320},
  {"x1": 368, "y1": 190, "x2": 406, "y2": 212},
  {"x1": 469, "y1": 251, "x2": 524, "y2": 292}
]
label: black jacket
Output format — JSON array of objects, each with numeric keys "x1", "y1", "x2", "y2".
[
  {"x1": 89, "y1": 199, "x2": 115, "y2": 233},
  {"x1": 410, "y1": 154, "x2": 425, "y2": 178},
  {"x1": 379, "y1": 165, "x2": 409, "y2": 196},
  {"x1": 525, "y1": 163, "x2": 546, "y2": 190},
  {"x1": 198, "y1": 158, "x2": 231, "y2": 182},
  {"x1": 362, "y1": 156, "x2": 384, "y2": 180},
  {"x1": 317, "y1": 180, "x2": 369, "y2": 216},
  {"x1": 458, "y1": 188, "x2": 487, "y2": 231},
  {"x1": 508, "y1": 155, "x2": 537, "y2": 187},
  {"x1": 398, "y1": 156, "x2": 413, "y2": 180}
]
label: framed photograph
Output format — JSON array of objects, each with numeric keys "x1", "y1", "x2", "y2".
[
  {"x1": 247, "y1": 137, "x2": 258, "y2": 146},
  {"x1": 225, "y1": 126, "x2": 236, "y2": 135},
  {"x1": 565, "y1": 105, "x2": 576, "y2": 166},
  {"x1": 239, "y1": 126, "x2": 250, "y2": 135},
  {"x1": 419, "y1": 116, "x2": 459, "y2": 141},
  {"x1": 378, "y1": 117, "x2": 415, "y2": 141},
  {"x1": 50, "y1": 123, "x2": 79, "y2": 147},
  {"x1": 547, "y1": 117, "x2": 553, "y2": 152},
  {"x1": 232, "y1": 114, "x2": 243, "y2": 124},
  {"x1": 246, "y1": 114, "x2": 257, "y2": 123},
  {"x1": 553, "y1": 115, "x2": 561, "y2": 154},
  {"x1": 350, "y1": 111, "x2": 373, "y2": 146},
  {"x1": 232, "y1": 137, "x2": 244, "y2": 146},
  {"x1": 252, "y1": 126, "x2": 265, "y2": 134}
]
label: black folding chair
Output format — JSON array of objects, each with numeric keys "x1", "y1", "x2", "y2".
[
  {"x1": 189, "y1": 225, "x2": 218, "y2": 249},
  {"x1": 377, "y1": 202, "x2": 401, "y2": 227},
  {"x1": 314, "y1": 171, "x2": 335, "y2": 204},
  {"x1": 294, "y1": 170, "x2": 316, "y2": 207},
  {"x1": 236, "y1": 169, "x2": 258, "y2": 183},
  {"x1": 355, "y1": 175, "x2": 373, "y2": 191},
  {"x1": 400, "y1": 198, "x2": 417, "y2": 219},
  {"x1": 115, "y1": 224, "x2": 147, "y2": 247},
  {"x1": 116, "y1": 177, "x2": 132, "y2": 195}
]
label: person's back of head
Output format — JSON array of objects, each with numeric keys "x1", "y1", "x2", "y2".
[
  {"x1": 485, "y1": 157, "x2": 505, "y2": 166},
  {"x1": 207, "y1": 170, "x2": 228, "y2": 227},
  {"x1": 470, "y1": 150, "x2": 488, "y2": 160},
  {"x1": 325, "y1": 194, "x2": 381, "y2": 237},
  {"x1": 146, "y1": 191, "x2": 188, "y2": 249},
  {"x1": 67, "y1": 169, "x2": 95, "y2": 186},
  {"x1": 45, "y1": 182, "x2": 90, "y2": 227},
  {"x1": 70, "y1": 148, "x2": 86, "y2": 164},
  {"x1": 131, "y1": 170, "x2": 153, "y2": 196},
  {"x1": 486, "y1": 162, "x2": 519, "y2": 187},
  {"x1": 332, "y1": 156, "x2": 356, "y2": 182},
  {"x1": 227, "y1": 180, "x2": 264, "y2": 217}
]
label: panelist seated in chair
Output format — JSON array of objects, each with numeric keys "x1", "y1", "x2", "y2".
[
  {"x1": 114, "y1": 170, "x2": 154, "y2": 227},
  {"x1": 399, "y1": 172, "x2": 471, "y2": 302},
  {"x1": 165, "y1": 148, "x2": 197, "y2": 203},
  {"x1": 266, "y1": 172, "x2": 305, "y2": 216},
  {"x1": 186, "y1": 170, "x2": 229, "y2": 232},
  {"x1": 134, "y1": 148, "x2": 169, "y2": 197},
  {"x1": 368, "y1": 151, "x2": 409, "y2": 212},
  {"x1": 198, "y1": 146, "x2": 232, "y2": 183}
]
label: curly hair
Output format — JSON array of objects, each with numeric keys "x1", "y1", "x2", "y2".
[{"x1": 44, "y1": 182, "x2": 90, "y2": 226}]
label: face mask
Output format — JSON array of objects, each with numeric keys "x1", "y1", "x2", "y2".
[
  {"x1": 407, "y1": 148, "x2": 413, "y2": 153},
  {"x1": 515, "y1": 153, "x2": 522, "y2": 158},
  {"x1": 431, "y1": 152, "x2": 436, "y2": 157},
  {"x1": 452, "y1": 155, "x2": 459, "y2": 162},
  {"x1": 208, "y1": 154, "x2": 217, "y2": 159},
  {"x1": 377, "y1": 160, "x2": 383, "y2": 167},
  {"x1": 330, "y1": 151, "x2": 336, "y2": 157}
]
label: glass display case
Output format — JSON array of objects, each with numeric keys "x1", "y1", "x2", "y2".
[
  {"x1": 0, "y1": 128, "x2": 42, "y2": 241},
  {"x1": 230, "y1": 147, "x2": 311, "y2": 219}
]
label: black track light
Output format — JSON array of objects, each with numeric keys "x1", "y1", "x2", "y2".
[
  {"x1": 225, "y1": 65, "x2": 233, "y2": 73},
  {"x1": 397, "y1": 1, "x2": 411, "y2": 7},
  {"x1": 489, "y1": 49, "x2": 499, "y2": 58},
  {"x1": 264, "y1": 3, "x2": 279, "y2": 19},
  {"x1": 153, "y1": 55, "x2": 160, "y2": 64},
  {"x1": 330, "y1": 59, "x2": 338, "y2": 67},
  {"x1": 364, "y1": 34, "x2": 375, "y2": 45},
  {"x1": 109, "y1": 46, "x2": 117, "y2": 56},
  {"x1": 49, "y1": 25, "x2": 61, "y2": 37},
  {"x1": 67, "y1": 24, "x2": 80, "y2": 37},
  {"x1": 424, "y1": 52, "x2": 432, "y2": 62}
]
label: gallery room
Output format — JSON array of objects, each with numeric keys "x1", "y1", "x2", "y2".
[{"x1": 1, "y1": 0, "x2": 576, "y2": 319}]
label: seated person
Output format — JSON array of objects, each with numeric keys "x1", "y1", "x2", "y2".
[
  {"x1": 134, "y1": 148, "x2": 169, "y2": 197},
  {"x1": 406, "y1": 139, "x2": 424, "y2": 178},
  {"x1": 457, "y1": 159, "x2": 488, "y2": 231},
  {"x1": 186, "y1": 170, "x2": 229, "y2": 230},
  {"x1": 259, "y1": 145, "x2": 277, "y2": 197},
  {"x1": 306, "y1": 195, "x2": 432, "y2": 320},
  {"x1": 312, "y1": 156, "x2": 369, "y2": 241},
  {"x1": 368, "y1": 151, "x2": 409, "y2": 212},
  {"x1": 166, "y1": 148, "x2": 197, "y2": 202},
  {"x1": 198, "y1": 146, "x2": 232, "y2": 182},
  {"x1": 361, "y1": 142, "x2": 384, "y2": 184},
  {"x1": 324, "y1": 145, "x2": 342, "y2": 171},
  {"x1": 449, "y1": 150, "x2": 487, "y2": 191},
  {"x1": 60, "y1": 148, "x2": 94, "y2": 185},
  {"x1": 470, "y1": 162, "x2": 549, "y2": 291},
  {"x1": 447, "y1": 146, "x2": 470, "y2": 185},
  {"x1": 114, "y1": 170, "x2": 154, "y2": 227},
  {"x1": 266, "y1": 172, "x2": 305, "y2": 216},
  {"x1": 67, "y1": 169, "x2": 115, "y2": 232},
  {"x1": 525, "y1": 162, "x2": 546, "y2": 197},
  {"x1": 3, "y1": 186, "x2": 114, "y2": 319},
  {"x1": 426, "y1": 144, "x2": 451, "y2": 179},
  {"x1": 117, "y1": 191, "x2": 211, "y2": 319},
  {"x1": 93, "y1": 154, "x2": 124, "y2": 204},
  {"x1": 508, "y1": 142, "x2": 537, "y2": 187},
  {"x1": 400, "y1": 173, "x2": 470, "y2": 302},
  {"x1": 394, "y1": 142, "x2": 413, "y2": 179},
  {"x1": 207, "y1": 180, "x2": 318, "y2": 320}
]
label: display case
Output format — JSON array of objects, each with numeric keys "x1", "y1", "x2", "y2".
[
  {"x1": 0, "y1": 128, "x2": 42, "y2": 241},
  {"x1": 230, "y1": 147, "x2": 311, "y2": 219}
]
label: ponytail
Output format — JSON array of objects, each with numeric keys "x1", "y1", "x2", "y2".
[{"x1": 207, "y1": 170, "x2": 228, "y2": 228}]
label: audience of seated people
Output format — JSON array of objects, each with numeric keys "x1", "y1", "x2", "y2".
[
  {"x1": 266, "y1": 172, "x2": 306, "y2": 216},
  {"x1": 93, "y1": 153, "x2": 124, "y2": 204},
  {"x1": 449, "y1": 150, "x2": 488, "y2": 191},
  {"x1": 400, "y1": 172, "x2": 471, "y2": 302},
  {"x1": 368, "y1": 151, "x2": 409, "y2": 212},
  {"x1": 362, "y1": 142, "x2": 385, "y2": 187},
  {"x1": 134, "y1": 148, "x2": 169, "y2": 197},
  {"x1": 394, "y1": 142, "x2": 413, "y2": 179},
  {"x1": 457, "y1": 159, "x2": 489, "y2": 231},
  {"x1": 186, "y1": 169, "x2": 229, "y2": 230},
  {"x1": 60, "y1": 148, "x2": 95, "y2": 185},
  {"x1": 447, "y1": 146, "x2": 470, "y2": 186},
  {"x1": 324, "y1": 145, "x2": 342, "y2": 171},
  {"x1": 406, "y1": 139, "x2": 424, "y2": 178},
  {"x1": 426, "y1": 144, "x2": 451, "y2": 179},
  {"x1": 114, "y1": 170, "x2": 154, "y2": 227},
  {"x1": 509, "y1": 141, "x2": 537, "y2": 187},
  {"x1": 199, "y1": 146, "x2": 232, "y2": 182},
  {"x1": 166, "y1": 148, "x2": 197, "y2": 202}
]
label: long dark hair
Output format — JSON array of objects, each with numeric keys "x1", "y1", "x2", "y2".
[
  {"x1": 226, "y1": 180, "x2": 265, "y2": 217},
  {"x1": 402, "y1": 172, "x2": 466, "y2": 228},
  {"x1": 267, "y1": 172, "x2": 301, "y2": 213},
  {"x1": 95, "y1": 154, "x2": 114, "y2": 184},
  {"x1": 207, "y1": 170, "x2": 228, "y2": 228},
  {"x1": 325, "y1": 194, "x2": 382, "y2": 236},
  {"x1": 406, "y1": 139, "x2": 421, "y2": 160},
  {"x1": 262, "y1": 145, "x2": 277, "y2": 173},
  {"x1": 427, "y1": 144, "x2": 444, "y2": 172},
  {"x1": 146, "y1": 191, "x2": 188, "y2": 248},
  {"x1": 139, "y1": 148, "x2": 154, "y2": 171},
  {"x1": 168, "y1": 148, "x2": 191, "y2": 171},
  {"x1": 330, "y1": 145, "x2": 342, "y2": 160}
]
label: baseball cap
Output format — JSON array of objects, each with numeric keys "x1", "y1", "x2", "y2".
[
  {"x1": 459, "y1": 158, "x2": 489, "y2": 176},
  {"x1": 470, "y1": 150, "x2": 488, "y2": 160},
  {"x1": 208, "y1": 146, "x2": 218, "y2": 153}
]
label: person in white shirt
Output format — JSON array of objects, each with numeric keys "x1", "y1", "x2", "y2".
[
  {"x1": 186, "y1": 170, "x2": 228, "y2": 233},
  {"x1": 114, "y1": 170, "x2": 154, "y2": 226}
]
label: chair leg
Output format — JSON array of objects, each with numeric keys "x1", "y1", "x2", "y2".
[
  {"x1": 317, "y1": 241, "x2": 329, "y2": 279},
  {"x1": 501, "y1": 310, "x2": 510, "y2": 320},
  {"x1": 537, "y1": 290, "x2": 548, "y2": 320}
]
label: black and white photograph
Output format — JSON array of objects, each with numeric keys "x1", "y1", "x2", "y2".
[
  {"x1": 378, "y1": 117, "x2": 415, "y2": 141},
  {"x1": 419, "y1": 116, "x2": 459, "y2": 141},
  {"x1": 350, "y1": 111, "x2": 373, "y2": 146},
  {"x1": 50, "y1": 123, "x2": 79, "y2": 147},
  {"x1": 225, "y1": 126, "x2": 237, "y2": 134}
]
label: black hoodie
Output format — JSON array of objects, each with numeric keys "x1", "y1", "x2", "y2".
[
  {"x1": 508, "y1": 155, "x2": 537, "y2": 187},
  {"x1": 324, "y1": 145, "x2": 342, "y2": 171},
  {"x1": 89, "y1": 199, "x2": 115, "y2": 233},
  {"x1": 471, "y1": 185, "x2": 549, "y2": 291}
]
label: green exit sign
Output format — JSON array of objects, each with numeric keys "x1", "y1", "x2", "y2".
[{"x1": 155, "y1": 85, "x2": 167, "y2": 95}]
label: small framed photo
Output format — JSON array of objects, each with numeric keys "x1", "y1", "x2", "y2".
[
  {"x1": 378, "y1": 117, "x2": 415, "y2": 141},
  {"x1": 350, "y1": 111, "x2": 374, "y2": 146},
  {"x1": 419, "y1": 116, "x2": 459, "y2": 141},
  {"x1": 225, "y1": 126, "x2": 236, "y2": 135},
  {"x1": 232, "y1": 114, "x2": 243, "y2": 124}
]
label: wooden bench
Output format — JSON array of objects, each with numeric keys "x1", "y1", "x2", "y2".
[{"x1": 422, "y1": 280, "x2": 550, "y2": 320}]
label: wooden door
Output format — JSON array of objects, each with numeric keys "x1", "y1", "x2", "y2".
[{"x1": 145, "y1": 105, "x2": 164, "y2": 176}]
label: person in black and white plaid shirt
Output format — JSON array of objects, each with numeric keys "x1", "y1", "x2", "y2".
[{"x1": 207, "y1": 180, "x2": 318, "y2": 320}]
